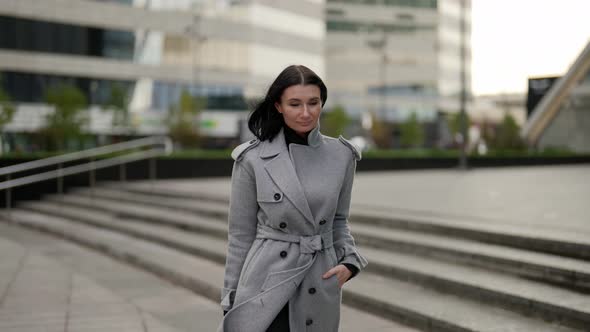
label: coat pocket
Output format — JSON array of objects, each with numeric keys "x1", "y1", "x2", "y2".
[{"x1": 327, "y1": 247, "x2": 339, "y2": 267}]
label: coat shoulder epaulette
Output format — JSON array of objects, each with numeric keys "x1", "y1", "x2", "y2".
[
  {"x1": 338, "y1": 136, "x2": 362, "y2": 161},
  {"x1": 231, "y1": 138, "x2": 260, "y2": 161}
]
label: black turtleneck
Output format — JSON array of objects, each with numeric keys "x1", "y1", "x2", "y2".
[
  {"x1": 282, "y1": 124, "x2": 359, "y2": 280},
  {"x1": 283, "y1": 124, "x2": 309, "y2": 147}
]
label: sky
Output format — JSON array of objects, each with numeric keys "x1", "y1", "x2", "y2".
[{"x1": 471, "y1": 0, "x2": 590, "y2": 96}]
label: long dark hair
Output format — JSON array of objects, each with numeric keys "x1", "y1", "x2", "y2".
[{"x1": 248, "y1": 65, "x2": 328, "y2": 141}]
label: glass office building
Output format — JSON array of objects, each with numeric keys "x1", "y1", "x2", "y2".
[
  {"x1": 0, "y1": 0, "x2": 325, "y2": 140},
  {"x1": 325, "y1": 0, "x2": 471, "y2": 123}
]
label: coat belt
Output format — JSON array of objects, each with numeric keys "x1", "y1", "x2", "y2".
[{"x1": 256, "y1": 224, "x2": 334, "y2": 254}]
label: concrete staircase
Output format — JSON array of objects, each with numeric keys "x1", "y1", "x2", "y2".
[{"x1": 3, "y1": 181, "x2": 590, "y2": 332}]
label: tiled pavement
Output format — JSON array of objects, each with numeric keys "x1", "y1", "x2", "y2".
[
  {"x1": 0, "y1": 225, "x2": 216, "y2": 332},
  {"x1": 0, "y1": 222, "x2": 415, "y2": 332},
  {"x1": 131, "y1": 165, "x2": 590, "y2": 240},
  {"x1": 1, "y1": 165, "x2": 588, "y2": 332}
]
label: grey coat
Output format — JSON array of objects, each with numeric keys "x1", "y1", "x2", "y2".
[{"x1": 218, "y1": 124, "x2": 368, "y2": 332}]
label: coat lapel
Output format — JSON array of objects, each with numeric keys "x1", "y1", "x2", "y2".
[{"x1": 261, "y1": 128, "x2": 316, "y2": 226}]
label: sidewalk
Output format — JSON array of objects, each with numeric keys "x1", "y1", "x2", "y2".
[
  {"x1": 349, "y1": 165, "x2": 590, "y2": 236},
  {"x1": 0, "y1": 220, "x2": 410, "y2": 332},
  {"x1": 129, "y1": 165, "x2": 590, "y2": 238},
  {"x1": 0, "y1": 237, "x2": 182, "y2": 332},
  {"x1": 0, "y1": 223, "x2": 221, "y2": 332}
]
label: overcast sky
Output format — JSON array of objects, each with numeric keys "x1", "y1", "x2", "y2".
[{"x1": 471, "y1": 0, "x2": 590, "y2": 96}]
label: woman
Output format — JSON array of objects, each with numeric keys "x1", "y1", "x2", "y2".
[{"x1": 218, "y1": 65, "x2": 368, "y2": 332}]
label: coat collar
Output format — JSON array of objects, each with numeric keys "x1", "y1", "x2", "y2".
[
  {"x1": 259, "y1": 122, "x2": 323, "y2": 228},
  {"x1": 260, "y1": 122, "x2": 323, "y2": 159}
]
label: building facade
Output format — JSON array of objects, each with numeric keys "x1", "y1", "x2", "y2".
[
  {"x1": 0, "y1": 0, "x2": 325, "y2": 143},
  {"x1": 324, "y1": 0, "x2": 471, "y2": 125},
  {"x1": 522, "y1": 41, "x2": 590, "y2": 153}
]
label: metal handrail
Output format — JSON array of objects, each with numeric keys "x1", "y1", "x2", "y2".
[
  {"x1": 0, "y1": 136, "x2": 171, "y2": 177},
  {"x1": 1, "y1": 135, "x2": 173, "y2": 215}
]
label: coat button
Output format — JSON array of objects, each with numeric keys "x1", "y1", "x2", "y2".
[
  {"x1": 319, "y1": 219, "x2": 326, "y2": 225},
  {"x1": 308, "y1": 287, "x2": 316, "y2": 294},
  {"x1": 306, "y1": 319, "x2": 313, "y2": 326},
  {"x1": 280, "y1": 251, "x2": 287, "y2": 258},
  {"x1": 274, "y1": 193, "x2": 281, "y2": 201},
  {"x1": 279, "y1": 222, "x2": 287, "y2": 229}
]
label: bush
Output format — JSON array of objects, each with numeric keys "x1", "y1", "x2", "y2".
[
  {"x1": 399, "y1": 112, "x2": 424, "y2": 148},
  {"x1": 167, "y1": 90, "x2": 205, "y2": 149},
  {"x1": 38, "y1": 84, "x2": 89, "y2": 151},
  {"x1": 321, "y1": 105, "x2": 350, "y2": 137}
]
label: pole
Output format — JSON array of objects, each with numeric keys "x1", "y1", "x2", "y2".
[
  {"x1": 458, "y1": 0, "x2": 468, "y2": 169},
  {"x1": 380, "y1": 51, "x2": 386, "y2": 120},
  {"x1": 367, "y1": 32, "x2": 387, "y2": 122}
]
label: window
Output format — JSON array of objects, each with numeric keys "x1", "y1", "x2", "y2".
[
  {"x1": 327, "y1": 20, "x2": 435, "y2": 33},
  {"x1": 0, "y1": 16, "x2": 134, "y2": 60},
  {"x1": 152, "y1": 82, "x2": 247, "y2": 111},
  {"x1": 328, "y1": 0, "x2": 437, "y2": 9},
  {"x1": 326, "y1": 8, "x2": 346, "y2": 16},
  {"x1": 0, "y1": 71, "x2": 133, "y2": 105}
]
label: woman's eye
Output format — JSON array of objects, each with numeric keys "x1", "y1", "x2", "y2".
[{"x1": 290, "y1": 104, "x2": 300, "y2": 107}]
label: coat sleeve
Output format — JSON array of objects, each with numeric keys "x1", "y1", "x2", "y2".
[
  {"x1": 221, "y1": 159, "x2": 258, "y2": 311},
  {"x1": 332, "y1": 154, "x2": 369, "y2": 273}
]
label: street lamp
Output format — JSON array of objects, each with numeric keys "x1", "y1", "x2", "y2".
[
  {"x1": 366, "y1": 31, "x2": 388, "y2": 121},
  {"x1": 184, "y1": 13, "x2": 207, "y2": 94},
  {"x1": 458, "y1": 0, "x2": 469, "y2": 169}
]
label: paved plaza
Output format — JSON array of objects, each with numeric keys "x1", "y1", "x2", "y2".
[
  {"x1": 146, "y1": 164, "x2": 590, "y2": 238},
  {"x1": 0, "y1": 165, "x2": 588, "y2": 331}
]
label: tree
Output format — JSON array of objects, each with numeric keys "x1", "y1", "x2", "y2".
[
  {"x1": 40, "y1": 84, "x2": 88, "y2": 151},
  {"x1": 0, "y1": 77, "x2": 15, "y2": 154},
  {"x1": 321, "y1": 105, "x2": 350, "y2": 137},
  {"x1": 493, "y1": 113, "x2": 525, "y2": 150},
  {"x1": 449, "y1": 112, "x2": 471, "y2": 147},
  {"x1": 0, "y1": 82, "x2": 15, "y2": 131},
  {"x1": 399, "y1": 112, "x2": 424, "y2": 148},
  {"x1": 105, "y1": 83, "x2": 131, "y2": 133},
  {"x1": 369, "y1": 111, "x2": 392, "y2": 149},
  {"x1": 167, "y1": 90, "x2": 205, "y2": 149}
]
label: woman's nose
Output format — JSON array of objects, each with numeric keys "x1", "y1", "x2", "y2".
[{"x1": 302, "y1": 105, "x2": 311, "y2": 117}]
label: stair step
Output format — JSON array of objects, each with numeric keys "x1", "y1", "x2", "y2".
[
  {"x1": 70, "y1": 186, "x2": 228, "y2": 220},
  {"x1": 18, "y1": 201, "x2": 590, "y2": 329},
  {"x1": 352, "y1": 222, "x2": 590, "y2": 291},
  {"x1": 346, "y1": 273, "x2": 577, "y2": 332},
  {"x1": 351, "y1": 205, "x2": 590, "y2": 261},
  {"x1": 102, "y1": 180, "x2": 229, "y2": 204},
  {"x1": 22, "y1": 200, "x2": 227, "y2": 265},
  {"x1": 0, "y1": 211, "x2": 422, "y2": 332},
  {"x1": 7, "y1": 209, "x2": 224, "y2": 301},
  {"x1": 0, "y1": 222, "x2": 224, "y2": 332},
  {"x1": 5, "y1": 209, "x2": 580, "y2": 332},
  {"x1": 32, "y1": 195, "x2": 227, "y2": 239},
  {"x1": 82, "y1": 183, "x2": 590, "y2": 261},
  {"x1": 34, "y1": 193, "x2": 590, "y2": 292},
  {"x1": 361, "y1": 246, "x2": 590, "y2": 328}
]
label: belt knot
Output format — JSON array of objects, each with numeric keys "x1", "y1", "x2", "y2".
[
  {"x1": 255, "y1": 224, "x2": 333, "y2": 254},
  {"x1": 299, "y1": 235, "x2": 322, "y2": 254}
]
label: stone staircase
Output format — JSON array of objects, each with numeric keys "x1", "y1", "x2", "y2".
[{"x1": 3, "y1": 181, "x2": 590, "y2": 332}]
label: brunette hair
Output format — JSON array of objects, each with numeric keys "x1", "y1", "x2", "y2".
[{"x1": 248, "y1": 65, "x2": 327, "y2": 141}]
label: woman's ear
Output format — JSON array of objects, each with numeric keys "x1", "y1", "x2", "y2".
[{"x1": 274, "y1": 102, "x2": 282, "y2": 114}]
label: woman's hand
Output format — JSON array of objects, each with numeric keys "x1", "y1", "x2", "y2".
[{"x1": 322, "y1": 264, "x2": 352, "y2": 288}]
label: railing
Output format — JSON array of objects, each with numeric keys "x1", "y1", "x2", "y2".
[{"x1": 0, "y1": 136, "x2": 173, "y2": 218}]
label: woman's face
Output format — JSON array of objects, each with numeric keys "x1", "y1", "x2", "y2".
[{"x1": 275, "y1": 84, "x2": 322, "y2": 137}]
